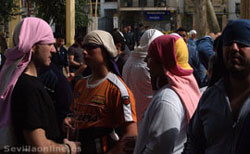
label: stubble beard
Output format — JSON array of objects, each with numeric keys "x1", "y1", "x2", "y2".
[{"x1": 227, "y1": 60, "x2": 250, "y2": 80}]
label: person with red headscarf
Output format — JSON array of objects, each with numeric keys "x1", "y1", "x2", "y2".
[
  {"x1": 134, "y1": 34, "x2": 200, "y2": 154},
  {"x1": 0, "y1": 17, "x2": 80, "y2": 153}
]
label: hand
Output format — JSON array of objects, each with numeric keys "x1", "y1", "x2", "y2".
[
  {"x1": 208, "y1": 33, "x2": 216, "y2": 40},
  {"x1": 70, "y1": 73, "x2": 75, "y2": 78},
  {"x1": 63, "y1": 117, "x2": 75, "y2": 131},
  {"x1": 64, "y1": 138, "x2": 81, "y2": 154},
  {"x1": 123, "y1": 136, "x2": 137, "y2": 154}
]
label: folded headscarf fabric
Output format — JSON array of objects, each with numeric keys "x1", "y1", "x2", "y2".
[
  {"x1": 223, "y1": 19, "x2": 250, "y2": 46},
  {"x1": 148, "y1": 34, "x2": 201, "y2": 122},
  {"x1": 137, "y1": 29, "x2": 163, "y2": 53},
  {"x1": 83, "y1": 30, "x2": 118, "y2": 58},
  {"x1": 0, "y1": 17, "x2": 55, "y2": 133}
]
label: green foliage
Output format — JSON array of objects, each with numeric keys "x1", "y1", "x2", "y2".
[
  {"x1": 76, "y1": 0, "x2": 90, "y2": 27},
  {"x1": 31, "y1": 0, "x2": 66, "y2": 24},
  {"x1": 31, "y1": 0, "x2": 89, "y2": 34},
  {"x1": 0, "y1": 0, "x2": 21, "y2": 23}
]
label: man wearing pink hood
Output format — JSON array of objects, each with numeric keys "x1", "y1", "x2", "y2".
[{"x1": 0, "y1": 17, "x2": 80, "y2": 154}]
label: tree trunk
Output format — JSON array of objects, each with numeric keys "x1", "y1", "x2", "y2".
[
  {"x1": 241, "y1": 0, "x2": 250, "y2": 19},
  {"x1": 206, "y1": 0, "x2": 220, "y2": 33},
  {"x1": 192, "y1": 0, "x2": 207, "y2": 38}
]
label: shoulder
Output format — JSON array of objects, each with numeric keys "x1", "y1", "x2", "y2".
[
  {"x1": 68, "y1": 46, "x2": 76, "y2": 54},
  {"x1": 156, "y1": 86, "x2": 180, "y2": 101},
  {"x1": 198, "y1": 79, "x2": 227, "y2": 108},
  {"x1": 152, "y1": 86, "x2": 183, "y2": 111},
  {"x1": 14, "y1": 74, "x2": 42, "y2": 92},
  {"x1": 74, "y1": 76, "x2": 88, "y2": 90},
  {"x1": 12, "y1": 74, "x2": 50, "y2": 107},
  {"x1": 61, "y1": 46, "x2": 68, "y2": 52},
  {"x1": 107, "y1": 73, "x2": 130, "y2": 97}
]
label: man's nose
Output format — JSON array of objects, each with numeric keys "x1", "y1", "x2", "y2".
[
  {"x1": 51, "y1": 45, "x2": 56, "y2": 53},
  {"x1": 230, "y1": 43, "x2": 240, "y2": 52},
  {"x1": 82, "y1": 49, "x2": 88, "y2": 55}
]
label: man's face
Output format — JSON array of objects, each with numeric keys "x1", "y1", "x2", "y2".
[
  {"x1": 178, "y1": 31, "x2": 187, "y2": 43},
  {"x1": 82, "y1": 44, "x2": 105, "y2": 67},
  {"x1": 191, "y1": 33, "x2": 196, "y2": 39},
  {"x1": 56, "y1": 38, "x2": 64, "y2": 47},
  {"x1": 146, "y1": 57, "x2": 165, "y2": 78},
  {"x1": 32, "y1": 44, "x2": 56, "y2": 68},
  {"x1": 223, "y1": 42, "x2": 250, "y2": 78},
  {"x1": 128, "y1": 26, "x2": 131, "y2": 31}
]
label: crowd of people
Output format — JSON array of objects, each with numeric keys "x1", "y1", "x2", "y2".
[{"x1": 0, "y1": 17, "x2": 249, "y2": 154}]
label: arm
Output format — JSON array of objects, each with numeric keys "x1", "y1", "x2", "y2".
[
  {"x1": 182, "y1": 109, "x2": 206, "y2": 154},
  {"x1": 68, "y1": 55, "x2": 82, "y2": 67},
  {"x1": 63, "y1": 50, "x2": 70, "y2": 76},
  {"x1": 70, "y1": 63, "x2": 87, "y2": 77},
  {"x1": 108, "y1": 82, "x2": 138, "y2": 154},
  {"x1": 23, "y1": 128, "x2": 80, "y2": 154},
  {"x1": 109, "y1": 122, "x2": 138, "y2": 154},
  {"x1": 65, "y1": 66, "x2": 70, "y2": 76}
]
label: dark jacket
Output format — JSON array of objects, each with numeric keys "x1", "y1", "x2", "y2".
[{"x1": 182, "y1": 78, "x2": 250, "y2": 154}]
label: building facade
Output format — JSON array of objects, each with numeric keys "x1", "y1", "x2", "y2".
[
  {"x1": 99, "y1": 0, "x2": 117, "y2": 32},
  {"x1": 118, "y1": 0, "x2": 180, "y2": 31},
  {"x1": 96, "y1": 0, "x2": 241, "y2": 32},
  {"x1": 184, "y1": 0, "x2": 228, "y2": 31}
]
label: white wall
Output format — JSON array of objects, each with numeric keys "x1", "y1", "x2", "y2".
[
  {"x1": 228, "y1": 0, "x2": 240, "y2": 20},
  {"x1": 100, "y1": 0, "x2": 117, "y2": 17}
]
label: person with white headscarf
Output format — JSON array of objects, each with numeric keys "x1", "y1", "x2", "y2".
[
  {"x1": 0, "y1": 17, "x2": 80, "y2": 153},
  {"x1": 122, "y1": 29, "x2": 163, "y2": 126}
]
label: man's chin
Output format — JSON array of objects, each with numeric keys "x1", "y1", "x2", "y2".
[{"x1": 229, "y1": 68, "x2": 250, "y2": 80}]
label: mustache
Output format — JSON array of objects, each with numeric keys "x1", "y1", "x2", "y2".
[{"x1": 230, "y1": 53, "x2": 243, "y2": 59}]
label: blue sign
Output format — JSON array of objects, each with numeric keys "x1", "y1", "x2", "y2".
[
  {"x1": 145, "y1": 11, "x2": 171, "y2": 21},
  {"x1": 146, "y1": 14, "x2": 163, "y2": 20},
  {"x1": 145, "y1": 11, "x2": 170, "y2": 15}
]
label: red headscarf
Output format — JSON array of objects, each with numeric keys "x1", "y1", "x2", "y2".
[{"x1": 148, "y1": 34, "x2": 201, "y2": 122}]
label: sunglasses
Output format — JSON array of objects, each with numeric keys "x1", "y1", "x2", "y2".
[{"x1": 82, "y1": 43, "x2": 102, "y2": 50}]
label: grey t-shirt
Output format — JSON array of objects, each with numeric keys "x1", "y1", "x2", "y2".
[{"x1": 68, "y1": 45, "x2": 83, "y2": 64}]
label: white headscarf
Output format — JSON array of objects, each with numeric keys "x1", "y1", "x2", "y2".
[
  {"x1": 83, "y1": 30, "x2": 118, "y2": 58},
  {"x1": 137, "y1": 29, "x2": 164, "y2": 52}
]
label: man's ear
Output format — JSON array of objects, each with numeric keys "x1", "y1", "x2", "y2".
[
  {"x1": 31, "y1": 45, "x2": 37, "y2": 53},
  {"x1": 116, "y1": 43, "x2": 122, "y2": 50}
]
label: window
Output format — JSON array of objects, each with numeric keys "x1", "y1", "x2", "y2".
[
  {"x1": 154, "y1": 0, "x2": 166, "y2": 7},
  {"x1": 235, "y1": 2, "x2": 240, "y2": 17}
]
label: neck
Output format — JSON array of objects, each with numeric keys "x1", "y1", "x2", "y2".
[
  {"x1": 152, "y1": 76, "x2": 168, "y2": 91},
  {"x1": 24, "y1": 61, "x2": 38, "y2": 77},
  {"x1": 227, "y1": 75, "x2": 250, "y2": 105},
  {"x1": 228, "y1": 75, "x2": 250, "y2": 93},
  {"x1": 227, "y1": 74, "x2": 250, "y2": 119},
  {"x1": 90, "y1": 65, "x2": 109, "y2": 83}
]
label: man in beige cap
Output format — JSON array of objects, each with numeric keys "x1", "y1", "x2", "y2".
[{"x1": 64, "y1": 30, "x2": 138, "y2": 154}]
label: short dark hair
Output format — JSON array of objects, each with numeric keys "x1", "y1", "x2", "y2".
[
  {"x1": 176, "y1": 27, "x2": 187, "y2": 33},
  {"x1": 75, "y1": 36, "x2": 84, "y2": 44},
  {"x1": 111, "y1": 31, "x2": 125, "y2": 45},
  {"x1": 54, "y1": 33, "x2": 65, "y2": 39}
]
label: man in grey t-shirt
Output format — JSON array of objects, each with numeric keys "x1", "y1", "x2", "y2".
[{"x1": 68, "y1": 37, "x2": 84, "y2": 73}]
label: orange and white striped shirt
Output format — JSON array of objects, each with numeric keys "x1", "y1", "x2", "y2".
[{"x1": 71, "y1": 72, "x2": 137, "y2": 129}]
